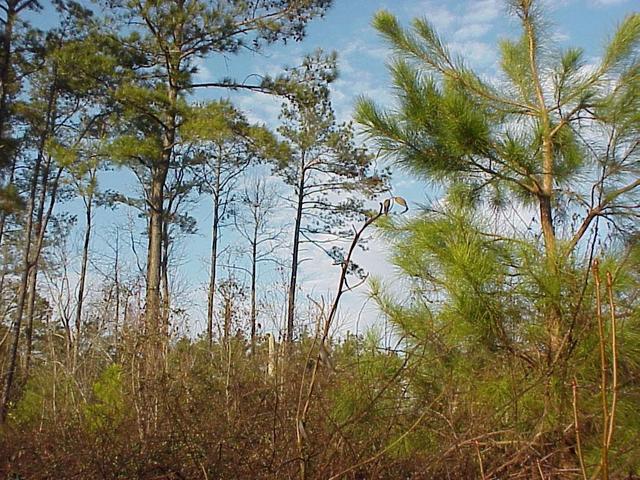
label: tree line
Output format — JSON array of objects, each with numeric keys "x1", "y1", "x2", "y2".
[{"x1": 0, "y1": 0, "x2": 390, "y2": 416}]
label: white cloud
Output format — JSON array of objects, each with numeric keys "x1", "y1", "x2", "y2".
[
  {"x1": 234, "y1": 91, "x2": 282, "y2": 126},
  {"x1": 193, "y1": 57, "x2": 214, "y2": 83},
  {"x1": 331, "y1": 76, "x2": 393, "y2": 122},
  {"x1": 462, "y1": 0, "x2": 502, "y2": 25},
  {"x1": 339, "y1": 37, "x2": 390, "y2": 65},
  {"x1": 295, "y1": 230, "x2": 402, "y2": 335},
  {"x1": 403, "y1": 1, "x2": 500, "y2": 71},
  {"x1": 551, "y1": 30, "x2": 571, "y2": 43},
  {"x1": 454, "y1": 22, "x2": 492, "y2": 41},
  {"x1": 590, "y1": 0, "x2": 629, "y2": 5},
  {"x1": 411, "y1": 2, "x2": 456, "y2": 30},
  {"x1": 548, "y1": 0, "x2": 629, "y2": 7},
  {"x1": 540, "y1": 0, "x2": 573, "y2": 9},
  {"x1": 450, "y1": 40, "x2": 497, "y2": 67}
]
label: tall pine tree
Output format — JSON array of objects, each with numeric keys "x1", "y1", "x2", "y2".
[{"x1": 99, "y1": 0, "x2": 332, "y2": 339}]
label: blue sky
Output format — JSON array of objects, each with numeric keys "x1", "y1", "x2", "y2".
[
  {"x1": 179, "y1": 0, "x2": 638, "y2": 337},
  {"x1": 52, "y1": 0, "x2": 638, "y2": 340},
  {"x1": 200, "y1": 0, "x2": 637, "y2": 121}
]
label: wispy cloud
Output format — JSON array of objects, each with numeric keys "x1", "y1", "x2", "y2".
[
  {"x1": 193, "y1": 57, "x2": 214, "y2": 83},
  {"x1": 462, "y1": 0, "x2": 502, "y2": 25},
  {"x1": 450, "y1": 40, "x2": 497, "y2": 67},
  {"x1": 234, "y1": 91, "x2": 282, "y2": 126},
  {"x1": 410, "y1": 2, "x2": 456, "y2": 30},
  {"x1": 454, "y1": 22, "x2": 492, "y2": 41},
  {"x1": 403, "y1": 0, "x2": 501, "y2": 70},
  {"x1": 590, "y1": 0, "x2": 630, "y2": 5}
]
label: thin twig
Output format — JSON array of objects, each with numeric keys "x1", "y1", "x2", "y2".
[
  {"x1": 475, "y1": 440, "x2": 486, "y2": 480},
  {"x1": 605, "y1": 272, "x2": 618, "y2": 450},
  {"x1": 572, "y1": 377, "x2": 589, "y2": 480},
  {"x1": 536, "y1": 459, "x2": 545, "y2": 479},
  {"x1": 592, "y1": 260, "x2": 609, "y2": 480}
]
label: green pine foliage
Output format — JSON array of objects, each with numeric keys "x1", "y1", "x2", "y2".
[{"x1": 355, "y1": 1, "x2": 640, "y2": 476}]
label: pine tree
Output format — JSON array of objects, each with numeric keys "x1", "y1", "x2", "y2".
[
  {"x1": 276, "y1": 53, "x2": 389, "y2": 342},
  {"x1": 1, "y1": 0, "x2": 112, "y2": 420},
  {"x1": 183, "y1": 100, "x2": 284, "y2": 346},
  {"x1": 97, "y1": 0, "x2": 332, "y2": 340},
  {"x1": 356, "y1": 1, "x2": 640, "y2": 475},
  {"x1": 0, "y1": 0, "x2": 40, "y2": 213}
]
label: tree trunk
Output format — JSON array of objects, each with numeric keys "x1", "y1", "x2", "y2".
[
  {"x1": 145, "y1": 81, "x2": 177, "y2": 337},
  {"x1": 23, "y1": 147, "x2": 59, "y2": 374},
  {"x1": 113, "y1": 229, "x2": 120, "y2": 360},
  {"x1": 161, "y1": 211, "x2": 170, "y2": 333},
  {"x1": 145, "y1": 163, "x2": 168, "y2": 336},
  {"x1": 524, "y1": 8, "x2": 561, "y2": 362},
  {"x1": 0, "y1": 1, "x2": 15, "y2": 148},
  {"x1": 74, "y1": 187, "x2": 93, "y2": 367},
  {"x1": 286, "y1": 161, "x2": 306, "y2": 343},
  {"x1": 0, "y1": 82, "x2": 57, "y2": 420},
  {"x1": 206, "y1": 155, "x2": 221, "y2": 347},
  {"x1": 250, "y1": 221, "x2": 258, "y2": 352},
  {"x1": 23, "y1": 266, "x2": 38, "y2": 372},
  {"x1": 24, "y1": 165, "x2": 62, "y2": 376},
  {"x1": 538, "y1": 133, "x2": 562, "y2": 366},
  {"x1": 1, "y1": 254, "x2": 34, "y2": 421},
  {"x1": 0, "y1": 140, "x2": 42, "y2": 423},
  {"x1": 539, "y1": 139, "x2": 557, "y2": 260}
]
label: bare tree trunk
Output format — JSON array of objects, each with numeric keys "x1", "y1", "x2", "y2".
[
  {"x1": 23, "y1": 267, "x2": 38, "y2": 369},
  {"x1": 113, "y1": 229, "x2": 120, "y2": 360},
  {"x1": 0, "y1": 81, "x2": 57, "y2": 419},
  {"x1": 145, "y1": 164, "x2": 167, "y2": 337},
  {"x1": 24, "y1": 145, "x2": 63, "y2": 373},
  {"x1": 74, "y1": 185, "x2": 93, "y2": 367},
  {"x1": 286, "y1": 161, "x2": 306, "y2": 343},
  {"x1": 24, "y1": 166, "x2": 63, "y2": 376},
  {"x1": 250, "y1": 222, "x2": 258, "y2": 352},
  {"x1": 161, "y1": 213, "x2": 170, "y2": 334},
  {"x1": 207, "y1": 155, "x2": 222, "y2": 348},
  {"x1": 0, "y1": 146, "x2": 42, "y2": 423}
]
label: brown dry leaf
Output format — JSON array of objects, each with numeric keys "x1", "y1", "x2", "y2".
[{"x1": 394, "y1": 196, "x2": 408, "y2": 213}]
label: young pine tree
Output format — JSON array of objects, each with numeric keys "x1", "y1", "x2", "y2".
[{"x1": 357, "y1": 1, "x2": 640, "y2": 476}]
